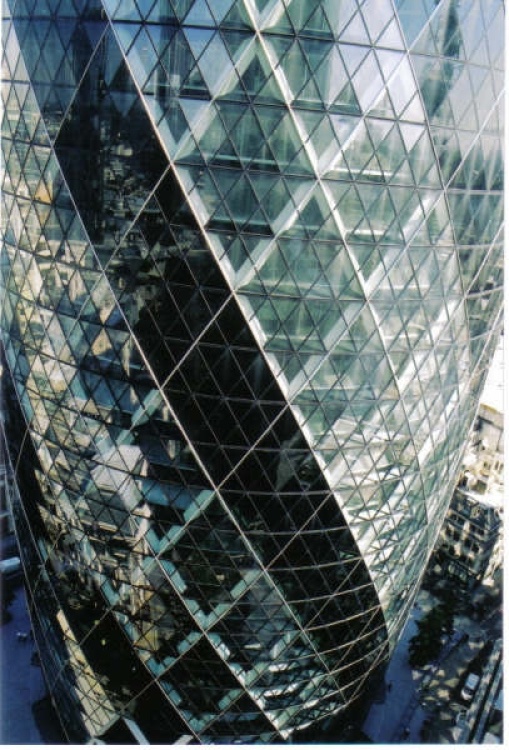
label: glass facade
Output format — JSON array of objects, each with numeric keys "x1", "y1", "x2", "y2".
[{"x1": 0, "y1": 0, "x2": 503, "y2": 743}]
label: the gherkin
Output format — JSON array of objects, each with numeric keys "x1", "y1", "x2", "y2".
[{"x1": 0, "y1": 0, "x2": 503, "y2": 743}]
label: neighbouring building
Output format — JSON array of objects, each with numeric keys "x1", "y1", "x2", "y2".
[
  {"x1": 0, "y1": 0, "x2": 504, "y2": 743},
  {"x1": 434, "y1": 478, "x2": 502, "y2": 588},
  {"x1": 433, "y1": 391, "x2": 504, "y2": 589}
]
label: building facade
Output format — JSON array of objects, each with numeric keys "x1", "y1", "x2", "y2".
[
  {"x1": 0, "y1": 0, "x2": 504, "y2": 743},
  {"x1": 433, "y1": 398, "x2": 504, "y2": 588},
  {"x1": 434, "y1": 483, "x2": 502, "y2": 588}
]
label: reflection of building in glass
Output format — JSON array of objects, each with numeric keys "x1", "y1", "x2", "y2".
[
  {"x1": 0, "y1": 0, "x2": 504, "y2": 743},
  {"x1": 0, "y1": 418, "x2": 15, "y2": 537}
]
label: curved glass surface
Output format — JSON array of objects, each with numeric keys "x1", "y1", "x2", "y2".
[{"x1": 0, "y1": 0, "x2": 503, "y2": 742}]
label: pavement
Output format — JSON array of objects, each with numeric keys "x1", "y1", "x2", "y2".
[
  {"x1": 0, "y1": 578, "x2": 65, "y2": 744},
  {"x1": 362, "y1": 581, "x2": 501, "y2": 744},
  {"x1": 0, "y1": 582, "x2": 47, "y2": 743},
  {"x1": 363, "y1": 593, "x2": 434, "y2": 744}
]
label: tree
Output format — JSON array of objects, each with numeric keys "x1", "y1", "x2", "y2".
[{"x1": 408, "y1": 601, "x2": 455, "y2": 668}]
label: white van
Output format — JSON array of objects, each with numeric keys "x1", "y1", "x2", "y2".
[{"x1": 461, "y1": 673, "x2": 480, "y2": 702}]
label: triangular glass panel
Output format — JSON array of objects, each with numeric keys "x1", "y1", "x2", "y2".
[
  {"x1": 56, "y1": 0, "x2": 78, "y2": 13},
  {"x1": 252, "y1": 0, "x2": 273, "y2": 14},
  {"x1": 299, "y1": 36, "x2": 330, "y2": 76},
  {"x1": 340, "y1": 10, "x2": 371, "y2": 45},
  {"x1": 79, "y1": 17, "x2": 106, "y2": 51},
  {"x1": 246, "y1": 70, "x2": 281, "y2": 105},
  {"x1": 3, "y1": 22, "x2": 19, "y2": 73},
  {"x1": 219, "y1": 31, "x2": 252, "y2": 72},
  {"x1": 204, "y1": 132, "x2": 238, "y2": 171},
  {"x1": 221, "y1": 1, "x2": 253, "y2": 29},
  {"x1": 263, "y1": 112, "x2": 306, "y2": 171},
  {"x1": 144, "y1": 0, "x2": 176, "y2": 22},
  {"x1": 14, "y1": 118, "x2": 32, "y2": 152},
  {"x1": 40, "y1": 23, "x2": 66, "y2": 79},
  {"x1": 31, "y1": 18, "x2": 51, "y2": 50},
  {"x1": 73, "y1": 0, "x2": 105, "y2": 20},
  {"x1": 125, "y1": 27, "x2": 160, "y2": 88},
  {"x1": 160, "y1": 100, "x2": 196, "y2": 152},
  {"x1": 295, "y1": 75, "x2": 325, "y2": 110},
  {"x1": 300, "y1": 4, "x2": 334, "y2": 38},
  {"x1": 183, "y1": 25, "x2": 215, "y2": 60},
  {"x1": 12, "y1": 48, "x2": 30, "y2": 85},
  {"x1": 110, "y1": 0, "x2": 141, "y2": 21},
  {"x1": 142, "y1": 26, "x2": 177, "y2": 70},
  {"x1": 328, "y1": 64, "x2": 360, "y2": 111},
  {"x1": 239, "y1": 53, "x2": 270, "y2": 100},
  {"x1": 377, "y1": 17, "x2": 406, "y2": 50},
  {"x1": 295, "y1": 190, "x2": 329, "y2": 238},
  {"x1": 181, "y1": 63, "x2": 210, "y2": 99}
]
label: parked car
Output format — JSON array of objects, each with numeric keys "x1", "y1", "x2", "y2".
[
  {"x1": 0, "y1": 556, "x2": 22, "y2": 583},
  {"x1": 461, "y1": 673, "x2": 480, "y2": 702},
  {"x1": 455, "y1": 710, "x2": 467, "y2": 725}
]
